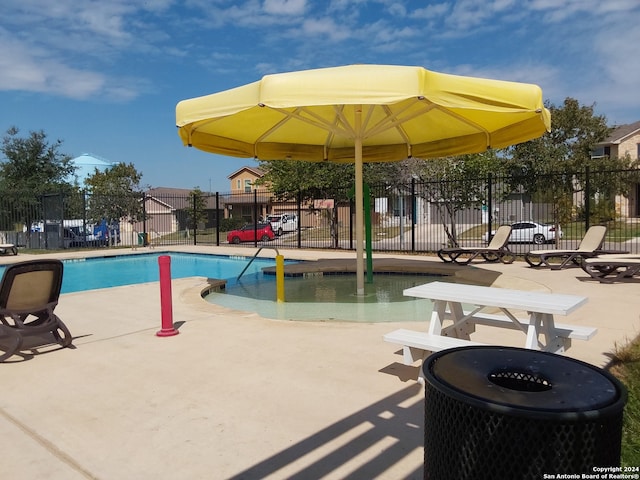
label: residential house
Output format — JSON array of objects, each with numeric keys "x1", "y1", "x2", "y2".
[
  {"x1": 593, "y1": 120, "x2": 640, "y2": 218},
  {"x1": 225, "y1": 166, "x2": 336, "y2": 229},
  {"x1": 224, "y1": 166, "x2": 272, "y2": 223},
  {"x1": 120, "y1": 187, "x2": 223, "y2": 245}
]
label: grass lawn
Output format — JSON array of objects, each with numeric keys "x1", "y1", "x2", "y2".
[
  {"x1": 611, "y1": 334, "x2": 640, "y2": 466},
  {"x1": 563, "y1": 221, "x2": 640, "y2": 242}
]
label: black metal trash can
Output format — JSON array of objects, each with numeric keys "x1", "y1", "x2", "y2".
[{"x1": 422, "y1": 346, "x2": 627, "y2": 480}]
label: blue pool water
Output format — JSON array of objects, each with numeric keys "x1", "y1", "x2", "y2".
[
  {"x1": 0, "y1": 252, "x2": 447, "y2": 322},
  {"x1": 0, "y1": 253, "x2": 281, "y2": 294}
]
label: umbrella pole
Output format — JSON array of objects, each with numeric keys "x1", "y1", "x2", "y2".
[{"x1": 355, "y1": 107, "x2": 365, "y2": 296}]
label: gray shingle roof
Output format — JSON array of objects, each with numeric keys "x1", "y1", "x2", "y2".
[{"x1": 602, "y1": 120, "x2": 640, "y2": 144}]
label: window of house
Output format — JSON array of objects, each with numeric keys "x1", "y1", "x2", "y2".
[
  {"x1": 637, "y1": 143, "x2": 639, "y2": 159},
  {"x1": 591, "y1": 146, "x2": 610, "y2": 158},
  {"x1": 244, "y1": 179, "x2": 252, "y2": 193},
  {"x1": 236, "y1": 179, "x2": 241, "y2": 189}
]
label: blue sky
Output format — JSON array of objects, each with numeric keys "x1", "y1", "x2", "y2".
[{"x1": 1, "y1": 0, "x2": 639, "y2": 192}]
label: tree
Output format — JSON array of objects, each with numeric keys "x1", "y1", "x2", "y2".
[
  {"x1": 84, "y1": 163, "x2": 145, "y2": 244},
  {"x1": 256, "y1": 159, "x2": 405, "y2": 247},
  {"x1": 256, "y1": 160, "x2": 355, "y2": 247},
  {"x1": 256, "y1": 160, "x2": 354, "y2": 198},
  {"x1": 187, "y1": 187, "x2": 208, "y2": 231},
  {"x1": 0, "y1": 127, "x2": 76, "y2": 231},
  {"x1": 411, "y1": 151, "x2": 509, "y2": 246},
  {"x1": 505, "y1": 97, "x2": 618, "y2": 238}
]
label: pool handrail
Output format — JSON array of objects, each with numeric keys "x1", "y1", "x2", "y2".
[{"x1": 237, "y1": 246, "x2": 281, "y2": 281}]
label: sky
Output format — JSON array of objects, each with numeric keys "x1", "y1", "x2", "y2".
[{"x1": 1, "y1": 0, "x2": 639, "y2": 193}]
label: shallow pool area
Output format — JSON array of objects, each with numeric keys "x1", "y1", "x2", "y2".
[{"x1": 205, "y1": 273, "x2": 452, "y2": 323}]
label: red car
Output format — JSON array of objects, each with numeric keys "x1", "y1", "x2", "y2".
[{"x1": 227, "y1": 223, "x2": 275, "y2": 244}]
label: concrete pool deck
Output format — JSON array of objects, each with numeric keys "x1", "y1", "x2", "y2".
[{"x1": 0, "y1": 245, "x2": 638, "y2": 479}]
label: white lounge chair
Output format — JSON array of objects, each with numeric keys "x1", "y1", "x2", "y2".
[
  {"x1": 0, "y1": 259, "x2": 72, "y2": 361},
  {"x1": 437, "y1": 225, "x2": 515, "y2": 265},
  {"x1": 524, "y1": 225, "x2": 608, "y2": 269},
  {"x1": 0, "y1": 243, "x2": 17, "y2": 255},
  {"x1": 582, "y1": 254, "x2": 640, "y2": 283}
]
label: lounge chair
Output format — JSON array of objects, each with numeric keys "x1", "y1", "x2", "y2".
[
  {"x1": 0, "y1": 243, "x2": 17, "y2": 255},
  {"x1": 437, "y1": 225, "x2": 515, "y2": 265},
  {"x1": 0, "y1": 259, "x2": 72, "y2": 362},
  {"x1": 524, "y1": 225, "x2": 607, "y2": 269},
  {"x1": 582, "y1": 254, "x2": 640, "y2": 283}
]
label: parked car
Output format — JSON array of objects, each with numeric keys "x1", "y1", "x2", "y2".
[
  {"x1": 483, "y1": 221, "x2": 563, "y2": 245},
  {"x1": 227, "y1": 223, "x2": 275, "y2": 244},
  {"x1": 267, "y1": 213, "x2": 298, "y2": 236}
]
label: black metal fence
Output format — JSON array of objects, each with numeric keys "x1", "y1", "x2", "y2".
[{"x1": 2, "y1": 167, "x2": 639, "y2": 256}]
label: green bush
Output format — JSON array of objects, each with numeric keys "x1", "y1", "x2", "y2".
[
  {"x1": 219, "y1": 217, "x2": 245, "y2": 231},
  {"x1": 575, "y1": 198, "x2": 617, "y2": 224}
]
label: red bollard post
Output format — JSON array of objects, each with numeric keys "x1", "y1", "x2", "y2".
[{"x1": 156, "y1": 255, "x2": 179, "y2": 337}]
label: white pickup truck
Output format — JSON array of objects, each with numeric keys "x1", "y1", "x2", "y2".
[{"x1": 267, "y1": 213, "x2": 298, "y2": 236}]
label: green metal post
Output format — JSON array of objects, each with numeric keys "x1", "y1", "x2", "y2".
[{"x1": 364, "y1": 183, "x2": 373, "y2": 284}]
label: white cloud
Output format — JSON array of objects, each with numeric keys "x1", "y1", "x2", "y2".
[
  {"x1": 411, "y1": 3, "x2": 451, "y2": 20},
  {"x1": 0, "y1": 35, "x2": 106, "y2": 99},
  {"x1": 1, "y1": 0, "x2": 638, "y2": 125},
  {"x1": 387, "y1": 3, "x2": 407, "y2": 17},
  {"x1": 0, "y1": 0, "x2": 169, "y2": 100},
  {"x1": 301, "y1": 17, "x2": 351, "y2": 41},
  {"x1": 443, "y1": 0, "x2": 517, "y2": 30},
  {"x1": 263, "y1": 0, "x2": 306, "y2": 15},
  {"x1": 529, "y1": 0, "x2": 638, "y2": 23},
  {"x1": 4, "y1": 0, "x2": 137, "y2": 43}
]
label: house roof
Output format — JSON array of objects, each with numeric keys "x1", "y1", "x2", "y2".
[
  {"x1": 227, "y1": 166, "x2": 265, "y2": 179},
  {"x1": 600, "y1": 120, "x2": 640, "y2": 145},
  {"x1": 144, "y1": 196, "x2": 175, "y2": 211},
  {"x1": 147, "y1": 187, "x2": 194, "y2": 196},
  {"x1": 221, "y1": 191, "x2": 273, "y2": 204},
  {"x1": 146, "y1": 187, "x2": 222, "y2": 209}
]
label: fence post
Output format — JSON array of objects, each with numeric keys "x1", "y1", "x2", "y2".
[
  {"x1": 142, "y1": 192, "x2": 148, "y2": 246},
  {"x1": 42, "y1": 194, "x2": 49, "y2": 250},
  {"x1": 585, "y1": 166, "x2": 591, "y2": 231},
  {"x1": 253, "y1": 189, "x2": 258, "y2": 247},
  {"x1": 215, "y1": 192, "x2": 220, "y2": 246},
  {"x1": 487, "y1": 173, "x2": 493, "y2": 240},
  {"x1": 349, "y1": 197, "x2": 354, "y2": 249},
  {"x1": 192, "y1": 192, "x2": 197, "y2": 246},
  {"x1": 297, "y1": 190, "x2": 302, "y2": 248},
  {"x1": 411, "y1": 177, "x2": 416, "y2": 253}
]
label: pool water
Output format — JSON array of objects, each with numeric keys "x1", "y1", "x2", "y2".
[
  {"x1": 206, "y1": 273, "x2": 450, "y2": 323},
  {"x1": 0, "y1": 253, "x2": 282, "y2": 294},
  {"x1": 0, "y1": 253, "x2": 449, "y2": 323}
]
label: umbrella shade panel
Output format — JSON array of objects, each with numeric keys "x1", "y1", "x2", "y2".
[{"x1": 177, "y1": 65, "x2": 550, "y2": 162}]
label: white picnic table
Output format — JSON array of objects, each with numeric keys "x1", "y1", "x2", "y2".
[{"x1": 385, "y1": 282, "x2": 596, "y2": 370}]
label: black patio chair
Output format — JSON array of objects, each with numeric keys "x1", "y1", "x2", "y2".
[{"x1": 0, "y1": 259, "x2": 72, "y2": 362}]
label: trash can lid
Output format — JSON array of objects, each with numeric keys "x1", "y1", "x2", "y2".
[{"x1": 425, "y1": 346, "x2": 624, "y2": 416}]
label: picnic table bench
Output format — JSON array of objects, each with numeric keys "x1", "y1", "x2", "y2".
[{"x1": 384, "y1": 281, "x2": 596, "y2": 373}]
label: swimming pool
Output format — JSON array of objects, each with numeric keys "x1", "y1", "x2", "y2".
[
  {"x1": 0, "y1": 253, "x2": 282, "y2": 294},
  {"x1": 0, "y1": 253, "x2": 449, "y2": 323}
]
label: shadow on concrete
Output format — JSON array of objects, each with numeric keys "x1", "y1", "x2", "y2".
[{"x1": 228, "y1": 384, "x2": 424, "y2": 480}]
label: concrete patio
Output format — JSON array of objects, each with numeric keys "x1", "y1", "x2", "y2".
[{"x1": 0, "y1": 246, "x2": 637, "y2": 479}]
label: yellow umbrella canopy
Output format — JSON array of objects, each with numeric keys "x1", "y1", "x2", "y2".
[{"x1": 176, "y1": 64, "x2": 550, "y2": 294}]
